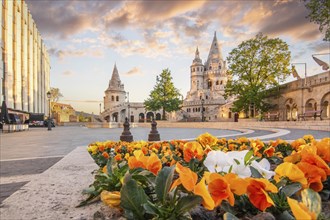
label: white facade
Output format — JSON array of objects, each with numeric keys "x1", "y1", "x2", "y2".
[
  {"x1": 181, "y1": 32, "x2": 228, "y2": 121},
  {"x1": 0, "y1": 0, "x2": 50, "y2": 119}
]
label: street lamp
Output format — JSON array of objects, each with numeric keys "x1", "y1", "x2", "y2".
[
  {"x1": 201, "y1": 98, "x2": 205, "y2": 122},
  {"x1": 126, "y1": 92, "x2": 130, "y2": 122},
  {"x1": 46, "y1": 91, "x2": 52, "y2": 131}
]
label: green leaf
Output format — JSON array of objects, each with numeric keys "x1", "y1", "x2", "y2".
[
  {"x1": 250, "y1": 166, "x2": 263, "y2": 178},
  {"x1": 120, "y1": 179, "x2": 148, "y2": 220},
  {"x1": 175, "y1": 195, "x2": 202, "y2": 216},
  {"x1": 155, "y1": 166, "x2": 175, "y2": 203},
  {"x1": 143, "y1": 201, "x2": 158, "y2": 216},
  {"x1": 244, "y1": 150, "x2": 253, "y2": 165},
  {"x1": 223, "y1": 212, "x2": 240, "y2": 220},
  {"x1": 301, "y1": 188, "x2": 321, "y2": 217},
  {"x1": 281, "y1": 182, "x2": 302, "y2": 197}
]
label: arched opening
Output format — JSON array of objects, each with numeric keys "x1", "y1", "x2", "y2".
[
  {"x1": 216, "y1": 81, "x2": 219, "y2": 85},
  {"x1": 146, "y1": 112, "x2": 154, "y2": 122},
  {"x1": 156, "y1": 113, "x2": 161, "y2": 120},
  {"x1": 116, "y1": 96, "x2": 119, "y2": 101},
  {"x1": 321, "y1": 92, "x2": 330, "y2": 119},
  {"x1": 305, "y1": 98, "x2": 317, "y2": 111},
  {"x1": 139, "y1": 113, "x2": 145, "y2": 122},
  {"x1": 130, "y1": 115, "x2": 134, "y2": 122},
  {"x1": 112, "y1": 112, "x2": 118, "y2": 122},
  {"x1": 284, "y1": 98, "x2": 298, "y2": 121},
  {"x1": 111, "y1": 96, "x2": 114, "y2": 101},
  {"x1": 208, "y1": 80, "x2": 212, "y2": 89}
]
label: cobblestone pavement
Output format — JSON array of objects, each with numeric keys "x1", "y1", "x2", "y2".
[{"x1": 0, "y1": 125, "x2": 329, "y2": 204}]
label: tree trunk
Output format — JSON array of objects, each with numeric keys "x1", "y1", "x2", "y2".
[{"x1": 162, "y1": 108, "x2": 166, "y2": 120}]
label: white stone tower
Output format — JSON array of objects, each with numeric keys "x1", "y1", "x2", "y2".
[
  {"x1": 103, "y1": 64, "x2": 126, "y2": 119},
  {"x1": 183, "y1": 32, "x2": 228, "y2": 121}
]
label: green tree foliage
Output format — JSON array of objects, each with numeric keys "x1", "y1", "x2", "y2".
[
  {"x1": 225, "y1": 33, "x2": 291, "y2": 115},
  {"x1": 144, "y1": 69, "x2": 182, "y2": 120},
  {"x1": 304, "y1": 0, "x2": 330, "y2": 41}
]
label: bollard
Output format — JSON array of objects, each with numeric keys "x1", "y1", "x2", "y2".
[
  {"x1": 148, "y1": 119, "x2": 160, "y2": 141},
  {"x1": 120, "y1": 117, "x2": 133, "y2": 142}
]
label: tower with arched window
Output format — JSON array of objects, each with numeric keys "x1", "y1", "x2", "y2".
[
  {"x1": 103, "y1": 64, "x2": 126, "y2": 121},
  {"x1": 184, "y1": 32, "x2": 228, "y2": 121}
]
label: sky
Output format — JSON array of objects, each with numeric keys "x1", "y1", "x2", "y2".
[{"x1": 25, "y1": 0, "x2": 329, "y2": 114}]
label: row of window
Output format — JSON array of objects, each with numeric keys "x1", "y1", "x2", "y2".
[
  {"x1": 186, "y1": 107, "x2": 206, "y2": 113},
  {"x1": 111, "y1": 96, "x2": 119, "y2": 101},
  {"x1": 191, "y1": 65, "x2": 222, "y2": 72}
]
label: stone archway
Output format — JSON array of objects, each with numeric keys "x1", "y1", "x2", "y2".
[
  {"x1": 284, "y1": 98, "x2": 298, "y2": 121},
  {"x1": 139, "y1": 113, "x2": 145, "y2": 122},
  {"x1": 112, "y1": 112, "x2": 118, "y2": 122},
  {"x1": 321, "y1": 92, "x2": 330, "y2": 119},
  {"x1": 305, "y1": 98, "x2": 317, "y2": 111},
  {"x1": 146, "y1": 112, "x2": 154, "y2": 122},
  {"x1": 156, "y1": 113, "x2": 161, "y2": 120}
]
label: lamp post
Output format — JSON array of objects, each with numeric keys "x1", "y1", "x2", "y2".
[
  {"x1": 46, "y1": 91, "x2": 52, "y2": 131},
  {"x1": 291, "y1": 63, "x2": 306, "y2": 119},
  {"x1": 126, "y1": 92, "x2": 130, "y2": 122},
  {"x1": 201, "y1": 98, "x2": 205, "y2": 122}
]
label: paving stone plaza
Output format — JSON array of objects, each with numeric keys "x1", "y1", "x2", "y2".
[{"x1": 0, "y1": 121, "x2": 329, "y2": 219}]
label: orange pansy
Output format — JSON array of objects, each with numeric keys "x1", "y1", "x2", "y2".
[
  {"x1": 175, "y1": 163, "x2": 198, "y2": 191},
  {"x1": 183, "y1": 141, "x2": 204, "y2": 162},
  {"x1": 315, "y1": 138, "x2": 330, "y2": 163},
  {"x1": 274, "y1": 162, "x2": 307, "y2": 186},
  {"x1": 297, "y1": 162, "x2": 326, "y2": 192},
  {"x1": 208, "y1": 173, "x2": 235, "y2": 206},
  {"x1": 246, "y1": 179, "x2": 278, "y2": 211},
  {"x1": 102, "y1": 152, "x2": 109, "y2": 159},
  {"x1": 146, "y1": 153, "x2": 162, "y2": 175},
  {"x1": 197, "y1": 133, "x2": 218, "y2": 148},
  {"x1": 193, "y1": 177, "x2": 215, "y2": 210},
  {"x1": 223, "y1": 173, "x2": 248, "y2": 196},
  {"x1": 301, "y1": 150, "x2": 330, "y2": 175},
  {"x1": 263, "y1": 146, "x2": 275, "y2": 157}
]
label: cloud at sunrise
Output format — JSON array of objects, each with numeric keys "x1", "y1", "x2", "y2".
[{"x1": 26, "y1": 0, "x2": 328, "y2": 114}]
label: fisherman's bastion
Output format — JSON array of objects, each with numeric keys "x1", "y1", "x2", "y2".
[{"x1": 100, "y1": 32, "x2": 330, "y2": 124}]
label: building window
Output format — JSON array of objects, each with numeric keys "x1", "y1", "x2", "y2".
[
  {"x1": 111, "y1": 96, "x2": 114, "y2": 101},
  {"x1": 209, "y1": 66, "x2": 212, "y2": 70},
  {"x1": 220, "y1": 80, "x2": 223, "y2": 85},
  {"x1": 116, "y1": 96, "x2": 119, "y2": 101},
  {"x1": 192, "y1": 67, "x2": 195, "y2": 72},
  {"x1": 216, "y1": 81, "x2": 219, "y2": 85},
  {"x1": 208, "y1": 80, "x2": 212, "y2": 89},
  {"x1": 206, "y1": 95, "x2": 208, "y2": 100}
]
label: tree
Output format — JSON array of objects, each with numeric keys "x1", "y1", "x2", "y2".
[
  {"x1": 50, "y1": 87, "x2": 63, "y2": 103},
  {"x1": 144, "y1": 69, "x2": 182, "y2": 120},
  {"x1": 304, "y1": 0, "x2": 330, "y2": 41},
  {"x1": 225, "y1": 33, "x2": 291, "y2": 116}
]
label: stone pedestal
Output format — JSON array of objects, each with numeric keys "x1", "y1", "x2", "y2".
[
  {"x1": 148, "y1": 119, "x2": 160, "y2": 141},
  {"x1": 120, "y1": 117, "x2": 133, "y2": 142}
]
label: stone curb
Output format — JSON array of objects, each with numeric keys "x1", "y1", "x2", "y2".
[{"x1": 0, "y1": 146, "x2": 100, "y2": 220}]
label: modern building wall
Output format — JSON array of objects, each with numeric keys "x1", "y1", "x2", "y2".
[{"x1": 0, "y1": 0, "x2": 50, "y2": 118}]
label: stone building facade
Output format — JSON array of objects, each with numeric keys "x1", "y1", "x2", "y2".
[
  {"x1": 0, "y1": 0, "x2": 51, "y2": 121},
  {"x1": 100, "y1": 32, "x2": 329, "y2": 122},
  {"x1": 101, "y1": 64, "x2": 162, "y2": 123},
  {"x1": 265, "y1": 71, "x2": 330, "y2": 121},
  {"x1": 180, "y1": 32, "x2": 229, "y2": 121}
]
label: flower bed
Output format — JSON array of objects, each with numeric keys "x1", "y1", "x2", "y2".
[{"x1": 80, "y1": 133, "x2": 330, "y2": 220}]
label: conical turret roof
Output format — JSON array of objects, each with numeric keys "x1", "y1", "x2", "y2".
[
  {"x1": 205, "y1": 32, "x2": 223, "y2": 67},
  {"x1": 107, "y1": 63, "x2": 125, "y2": 91},
  {"x1": 192, "y1": 47, "x2": 202, "y2": 65}
]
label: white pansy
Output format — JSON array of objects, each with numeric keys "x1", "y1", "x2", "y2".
[
  {"x1": 251, "y1": 159, "x2": 275, "y2": 179},
  {"x1": 204, "y1": 151, "x2": 231, "y2": 173}
]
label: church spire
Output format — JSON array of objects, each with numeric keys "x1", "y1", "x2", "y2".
[{"x1": 205, "y1": 31, "x2": 223, "y2": 66}]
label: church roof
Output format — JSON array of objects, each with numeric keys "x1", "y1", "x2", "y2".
[{"x1": 205, "y1": 32, "x2": 223, "y2": 67}]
